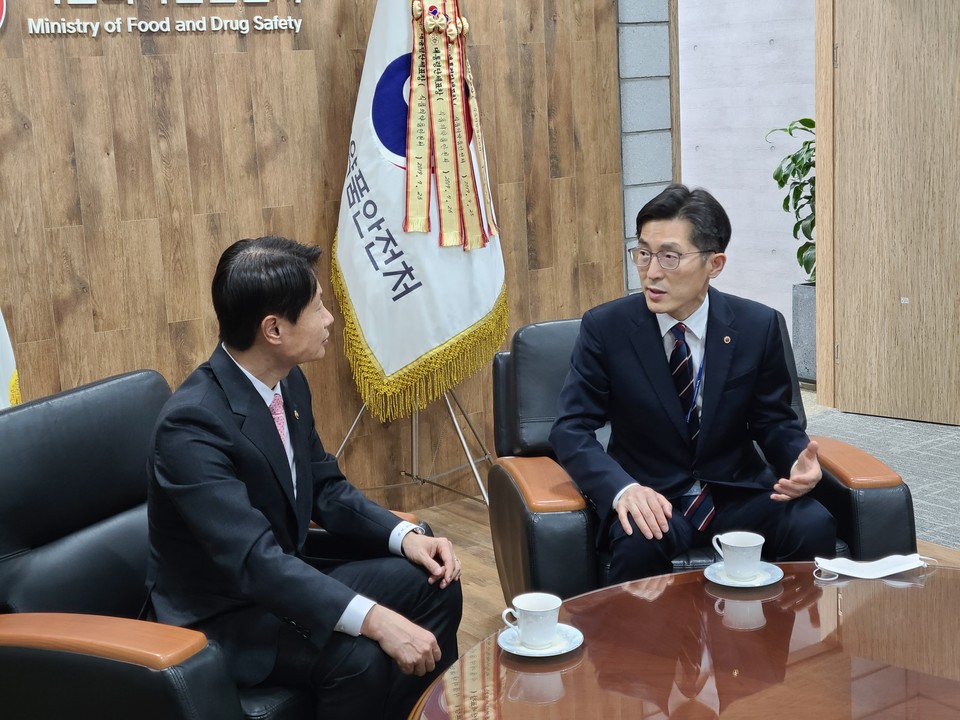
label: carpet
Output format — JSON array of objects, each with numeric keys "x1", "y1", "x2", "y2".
[{"x1": 805, "y1": 408, "x2": 960, "y2": 549}]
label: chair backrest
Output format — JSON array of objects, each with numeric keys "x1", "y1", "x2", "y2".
[
  {"x1": 775, "y1": 311, "x2": 807, "y2": 429},
  {"x1": 0, "y1": 371, "x2": 171, "y2": 618},
  {"x1": 492, "y1": 310, "x2": 805, "y2": 457},
  {"x1": 493, "y1": 319, "x2": 583, "y2": 457}
]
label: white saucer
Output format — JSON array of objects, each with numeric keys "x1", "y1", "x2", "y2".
[
  {"x1": 497, "y1": 623, "x2": 584, "y2": 658},
  {"x1": 704, "y1": 561, "x2": 784, "y2": 588}
]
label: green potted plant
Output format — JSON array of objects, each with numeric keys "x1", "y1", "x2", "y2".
[
  {"x1": 768, "y1": 117, "x2": 816, "y2": 281},
  {"x1": 767, "y1": 117, "x2": 816, "y2": 382}
]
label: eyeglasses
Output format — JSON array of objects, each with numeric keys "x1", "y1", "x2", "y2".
[{"x1": 630, "y1": 247, "x2": 716, "y2": 270}]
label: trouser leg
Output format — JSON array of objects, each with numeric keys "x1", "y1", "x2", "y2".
[
  {"x1": 605, "y1": 513, "x2": 696, "y2": 584},
  {"x1": 265, "y1": 557, "x2": 462, "y2": 720},
  {"x1": 711, "y1": 487, "x2": 837, "y2": 561}
]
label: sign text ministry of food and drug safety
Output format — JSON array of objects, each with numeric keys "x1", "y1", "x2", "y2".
[{"x1": 24, "y1": 0, "x2": 303, "y2": 38}]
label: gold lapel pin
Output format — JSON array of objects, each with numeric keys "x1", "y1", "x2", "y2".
[
  {"x1": 724, "y1": 336, "x2": 731, "y2": 344},
  {"x1": 293, "y1": 410, "x2": 300, "y2": 420}
]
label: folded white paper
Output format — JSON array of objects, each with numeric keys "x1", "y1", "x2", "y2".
[{"x1": 814, "y1": 553, "x2": 926, "y2": 580}]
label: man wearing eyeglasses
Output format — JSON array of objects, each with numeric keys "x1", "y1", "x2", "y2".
[{"x1": 550, "y1": 183, "x2": 835, "y2": 583}]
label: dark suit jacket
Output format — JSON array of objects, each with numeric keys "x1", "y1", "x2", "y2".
[
  {"x1": 146, "y1": 346, "x2": 404, "y2": 686},
  {"x1": 549, "y1": 288, "x2": 808, "y2": 531}
]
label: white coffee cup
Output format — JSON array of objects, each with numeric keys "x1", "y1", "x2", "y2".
[
  {"x1": 714, "y1": 598, "x2": 766, "y2": 631},
  {"x1": 501, "y1": 592, "x2": 562, "y2": 649},
  {"x1": 712, "y1": 531, "x2": 764, "y2": 580}
]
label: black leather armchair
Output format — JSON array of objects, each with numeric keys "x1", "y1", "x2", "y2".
[
  {"x1": 0, "y1": 370, "x2": 428, "y2": 720},
  {"x1": 488, "y1": 316, "x2": 917, "y2": 603},
  {"x1": 0, "y1": 371, "x2": 311, "y2": 720}
]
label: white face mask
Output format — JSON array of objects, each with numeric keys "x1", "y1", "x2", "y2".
[{"x1": 814, "y1": 553, "x2": 926, "y2": 580}]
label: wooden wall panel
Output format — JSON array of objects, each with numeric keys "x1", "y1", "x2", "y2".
[
  {"x1": 491, "y1": 8, "x2": 522, "y2": 189},
  {"x1": 25, "y1": 39, "x2": 83, "y2": 229},
  {"x1": 813, "y1": 0, "x2": 835, "y2": 405},
  {"x1": 69, "y1": 55, "x2": 127, "y2": 333},
  {"x1": 143, "y1": 54, "x2": 202, "y2": 325},
  {"x1": 545, "y1": 0, "x2": 575, "y2": 180},
  {"x1": 0, "y1": 58, "x2": 54, "y2": 347},
  {"x1": 0, "y1": 0, "x2": 623, "y2": 508},
  {"x1": 519, "y1": 41, "x2": 553, "y2": 270},
  {"x1": 183, "y1": 42, "x2": 227, "y2": 215},
  {"x1": 49, "y1": 225, "x2": 95, "y2": 389},
  {"x1": 825, "y1": 0, "x2": 960, "y2": 424},
  {"x1": 593, "y1": 0, "x2": 620, "y2": 177},
  {"x1": 105, "y1": 33, "x2": 158, "y2": 223}
]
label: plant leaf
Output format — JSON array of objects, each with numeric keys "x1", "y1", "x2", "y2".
[{"x1": 770, "y1": 117, "x2": 816, "y2": 278}]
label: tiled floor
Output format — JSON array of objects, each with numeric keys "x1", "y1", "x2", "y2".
[{"x1": 801, "y1": 389, "x2": 960, "y2": 549}]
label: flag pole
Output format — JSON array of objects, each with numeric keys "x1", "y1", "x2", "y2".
[
  {"x1": 398, "y1": 390, "x2": 491, "y2": 504},
  {"x1": 337, "y1": 390, "x2": 492, "y2": 503},
  {"x1": 335, "y1": 404, "x2": 367, "y2": 459}
]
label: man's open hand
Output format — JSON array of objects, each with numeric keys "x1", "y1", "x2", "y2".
[
  {"x1": 772, "y1": 440, "x2": 822, "y2": 502},
  {"x1": 614, "y1": 484, "x2": 673, "y2": 539}
]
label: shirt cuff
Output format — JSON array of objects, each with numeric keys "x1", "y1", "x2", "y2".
[
  {"x1": 389, "y1": 520, "x2": 423, "y2": 556},
  {"x1": 612, "y1": 484, "x2": 635, "y2": 509},
  {"x1": 334, "y1": 595, "x2": 376, "y2": 636}
]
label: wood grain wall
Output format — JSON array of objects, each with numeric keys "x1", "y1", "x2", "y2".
[
  {"x1": 815, "y1": 0, "x2": 960, "y2": 425},
  {"x1": 0, "y1": 0, "x2": 624, "y2": 507}
]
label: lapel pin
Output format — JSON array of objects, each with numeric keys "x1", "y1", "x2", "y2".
[
  {"x1": 294, "y1": 410, "x2": 300, "y2": 420},
  {"x1": 723, "y1": 336, "x2": 731, "y2": 344}
]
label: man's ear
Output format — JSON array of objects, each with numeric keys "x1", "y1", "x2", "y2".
[
  {"x1": 261, "y1": 315, "x2": 283, "y2": 346},
  {"x1": 708, "y1": 252, "x2": 726, "y2": 279}
]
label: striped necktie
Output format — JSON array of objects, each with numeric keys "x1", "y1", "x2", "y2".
[
  {"x1": 669, "y1": 323, "x2": 714, "y2": 530},
  {"x1": 668, "y1": 323, "x2": 700, "y2": 444}
]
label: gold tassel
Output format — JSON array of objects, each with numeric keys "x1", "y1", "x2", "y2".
[
  {"x1": 445, "y1": 3, "x2": 486, "y2": 250},
  {"x1": 332, "y1": 232, "x2": 508, "y2": 422},
  {"x1": 9, "y1": 368, "x2": 21, "y2": 406},
  {"x1": 422, "y1": 2, "x2": 462, "y2": 247},
  {"x1": 403, "y1": 3, "x2": 494, "y2": 250},
  {"x1": 404, "y1": 1, "x2": 432, "y2": 233}
]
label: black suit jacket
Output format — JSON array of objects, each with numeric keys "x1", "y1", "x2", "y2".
[
  {"x1": 146, "y1": 346, "x2": 403, "y2": 685},
  {"x1": 549, "y1": 288, "x2": 808, "y2": 531}
]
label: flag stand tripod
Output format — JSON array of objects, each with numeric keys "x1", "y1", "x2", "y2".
[{"x1": 336, "y1": 389, "x2": 492, "y2": 505}]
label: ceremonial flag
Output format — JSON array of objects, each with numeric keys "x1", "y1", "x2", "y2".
[
  {"x1": 0, "y1": 309, "x2": 20, "y2": 409},
  {"x1": 333, "y1": 0, "x2": 506, "y2": 422}
]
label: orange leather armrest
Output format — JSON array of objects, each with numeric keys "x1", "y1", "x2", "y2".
[
  {"x1": 0, "y1": 613, "x2": 208, "y2": 671},
  {"x1": 496, "y1": 456, "x2": 586, "y2": 513},
  {"x1": 391, "y1": 510, "x2": 420, "y2": 525},
  {"x1": 812, "y1": 435, "x2": 902, "y2": 489}
]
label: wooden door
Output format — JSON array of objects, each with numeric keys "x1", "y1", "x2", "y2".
[{"x1": 827, "y1": 0, "x2": 960, "y2": 424}]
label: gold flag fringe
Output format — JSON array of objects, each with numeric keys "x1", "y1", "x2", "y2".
[
  {"x1": 332, "y1": 231, "x2": 508, "y2": 423},
  {"x1": 9, "y1": 368, "x2": 21, "y2": 406}
]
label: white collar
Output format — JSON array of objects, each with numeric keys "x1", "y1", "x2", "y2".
[
  {"x1": 656, "y1": 293, "x2": 710, "y2": 340},
  {"x1": 222, "y1": 343, "x2": 282, "y2": 407}
]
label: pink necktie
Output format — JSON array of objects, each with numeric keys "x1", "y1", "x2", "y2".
[{"x1": 269, "y1": 393, "x2": 287, "y2": 444}]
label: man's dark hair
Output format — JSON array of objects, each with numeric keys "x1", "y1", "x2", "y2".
[
  {"x1": 212, "y1": 236, "x2": 323, "y2": 350},
  {"x1": 635, "y1": 183, "x2": 732, "y2": 253}
]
